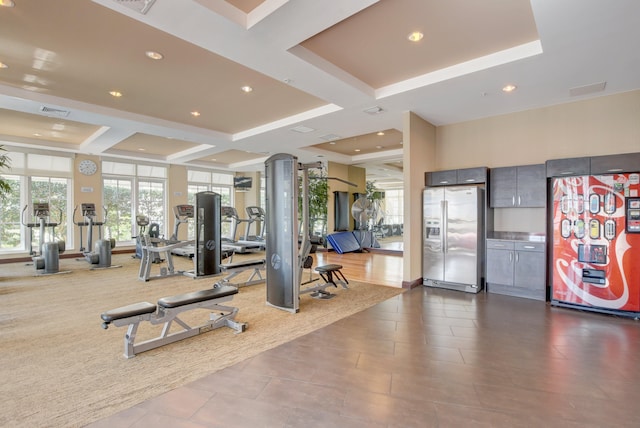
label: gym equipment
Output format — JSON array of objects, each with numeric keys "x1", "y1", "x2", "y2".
[
  {"x1": 73, "y1": 203, "x2": 120, "y2": 269},
  {"x1": 137, "y1": 234, "x2": 193, "y2": 281},
  {"x1": 244, "y1": 206, "x2": 266, "y2": 241},
  {"x1": 190, "y1": 191, "x2": 223, "y2": 278},
  {"x1": 100, "y1": 284, "x2": 247, "y2": 358},
  {"x1": 326, "y1": 231, "x2": 362, "y2": 254},
  {"x1": 21, "y1": 203, "x2": 70, "y2": 275},
  {"x1": 170, "y1": 204, "x2": 195, "y2": 258},
  {"x1": 133, "y1": 214, "x2": 162, "y2": 262},
  {"x1": 265, "y1": 154, "x2": 350, "y2": 312},
  {"x1": 217, "y1": 258, "x2": 266, "y2": 288},
  {"x1": 220, "y1": 206, "x2": 265, "y2": 253}
]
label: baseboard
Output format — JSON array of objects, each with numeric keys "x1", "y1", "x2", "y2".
[{"x1": 402, "y1": 277, "x2": 422, "y2": 289}]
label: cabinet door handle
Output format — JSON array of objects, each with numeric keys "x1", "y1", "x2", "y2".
[
  {"x1": 509, "y1": 252, "x2": 513, "y2": 262},
  {"x1": 515, "y1": 252, "x2": 519, "y2": 263},
  {"x1": 518, "y1": 196, "x2": 522, "y2": 206},
  {"x1": 512, "y1": 196, "x2": 515, "y2": 206},
  {"x1": 523, "y1": 245, "x2": 535, "y2": 249}
]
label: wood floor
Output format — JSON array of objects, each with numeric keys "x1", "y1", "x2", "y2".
[{"x1": 87, "y1": 251, "x2": 640, "y2": 428}]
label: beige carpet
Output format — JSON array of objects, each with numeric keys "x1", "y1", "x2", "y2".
[{"x1": 0, "y1": 252, "x2": 403, "y2": 427}]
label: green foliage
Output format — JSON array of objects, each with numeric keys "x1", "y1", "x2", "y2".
[
  {"x1": 0, "y1": 145, "x2": 11, "y2": 198},
  {"x1": 298, "y1": 170, "x2": 328, "y2": 236},
  {"x1": 366, "y1": 180, "x2": 383, "y2": 201}
]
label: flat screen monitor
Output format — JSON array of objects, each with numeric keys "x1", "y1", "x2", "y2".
[{"x1": 234, "y1": 176, "x2": 252, "y2": 190}]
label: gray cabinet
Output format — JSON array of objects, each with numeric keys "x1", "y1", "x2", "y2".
[
  {"x1": 425, "y1": 167, "x2": 487, "y2": 186},
  {"x1": 457, "y1": 167, "x2": 487, "y2": 184},
  {"x1": 547, "y1": 152, "x2": 640, "y2": 177},
  {"x1": 490, "y1": 164, "x2": 545, "y2": 208},
  {"x1": 546, "y1": 157, "x2": 590, "y2": 177},
  {"x1": 590, "y1": 152, "x2": 640, "y2": 175},
  {"x1": 486, "y1": 239, "x2": 546, "y2": 301},
  {"x1": 426, "y1": 170, "x2": 457, "y2": 186}
]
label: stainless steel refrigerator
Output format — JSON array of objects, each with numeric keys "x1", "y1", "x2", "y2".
[{"x1": 423, "y1": 185, "x2": 484, "y2": 293}]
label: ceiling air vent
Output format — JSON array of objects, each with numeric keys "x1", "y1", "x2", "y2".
[
  {"x1": 569, "y1": 81, "x2": 606, "y2": 97},
  {"x1": 363, "y1": 106, "x2": 385, "y2": 115},
  {"x1": 39, "y1": 105, "x2": 70, "y2": 117},
  {"x1": 319, "y1": 134, "x2": 341, "y2": 141},
  {"x1": 290, "y1": 125, "x2": 315, "y2": 133},
  {"x1": 112, "y1": 0, "x2": 156, "y2": 14}
]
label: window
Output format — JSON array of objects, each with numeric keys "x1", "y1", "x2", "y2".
[
  {"x1": 383, "y1": 189, "x2": 404, "y2": 225},
  {"x1": 0, "y1": 149, "x2": 72, "y2": 254},
  {"x1": 187, "y1": 169, "x2": 234, "y2": 239},
  {"x1": 0, "y1": 175, "x2": 22, "y2": 251},
  {"x1": 102, "y1": 160, "x2": 167, "y2": 245},
  {"x1": 103, "y1": 178, "x2": 133, "y2": 243}
]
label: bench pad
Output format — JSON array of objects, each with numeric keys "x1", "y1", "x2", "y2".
[
  {"x1": 315, "y1": 264, "x2": 343, "y2": 273},
  {"x1": 157, "y1": 285, "x2": 238, "y2": 308},
  {"x1": 222, "y1": 259, "x2": 264, "y2": 269},
  {"x1": 101, "y1": 301, "x2": 156, "y2": 323}
]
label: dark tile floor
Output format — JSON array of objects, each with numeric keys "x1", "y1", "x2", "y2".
[{"x1": 87, "y1": 287, "x2": 640, "y2": 428}]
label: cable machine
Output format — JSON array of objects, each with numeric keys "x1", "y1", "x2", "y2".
[{"x1": 265, "y1": 154, "x2": 353, "y2": 312}]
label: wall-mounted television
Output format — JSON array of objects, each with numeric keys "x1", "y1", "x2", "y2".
[{"x1": 234, "y1": 176, "x2": 252, "y2": 190}]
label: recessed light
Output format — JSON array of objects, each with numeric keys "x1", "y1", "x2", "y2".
[
  {"x1": 138, "y1": 148, "x2": 145, "y2": 151},
  {"x1": 354, "y1": 149, "x2": 361, "y2": 152},
  {"x1": 145, "y1": 50, "x2": 164, "y2": 60},
  {"x1": 241, "y1": 86, "x2": 253, "y2": 93},
  {"x1": 0, "y1": 0, "x2": 15, "y2": 7},
  {"x1": 502, "y1": 84, "x2": 517, "y2": 93},
  {"x1": 377, "y1": 131, "x2": 385, "y2": 136},
  {"x1": 407, "y1": 31, "x2": 423, "y2": 42},
  {"x1": 376, "y1": 145, "x2": 383, "y2": 149},
  {"x1": 0, "y1": 62, "x2": 8, "y2": 69},
  {"x1": 211, "y1": 158, "x2": 217, "y2": 161},
  {"x1": 329, "y1": 142, "x2": 336, "y2": 145},
  {"x1": 33, "y1": 133, "x2": 42, "y2": 137},
  {"x1": 109, "y1": 91, "x2": 123, "y2": 97},
  {"x1": 191, "y1": 111, "x2": 201, "y2": 117}
]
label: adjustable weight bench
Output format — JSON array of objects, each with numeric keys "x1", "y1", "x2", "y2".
[
  {"x1": 101, "y1": 284, "x2": 247, "y2": 358},
  {"x1": 217, "y1": 259, "x2": 265, "y2": 288}
]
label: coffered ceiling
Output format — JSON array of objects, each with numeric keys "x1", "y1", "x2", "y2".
[{"x1": 0, "y1": 0, "x2": 639, "y2": 188}]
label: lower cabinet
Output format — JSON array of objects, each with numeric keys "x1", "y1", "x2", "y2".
[{"x1": 486, "y1": 240, "x2": 546, "y2": 301}]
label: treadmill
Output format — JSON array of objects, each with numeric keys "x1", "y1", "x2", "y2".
[
  {"x1": 221, "y1": 206, "x2": 265, "y2": 253},
  {"x1": 170, "y1": 204, "x2": 195, "y2": 257}
]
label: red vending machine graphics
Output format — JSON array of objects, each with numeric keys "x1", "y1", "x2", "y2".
[{"x1": 551, "y1": 174, "x2": 640, "y2": 314}]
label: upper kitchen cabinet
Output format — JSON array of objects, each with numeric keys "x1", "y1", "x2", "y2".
[
  {"x1": 590, "y1": 152, "x2": 640, "y2": 175},
  {"x1": 425, "y1": 170, "x2": 457, "y2": 186},
  {"x1": 456, "y1": 167, "x2": 488, "y2": 184},
  {"x1": 490, "y1": 164, "x2": 545, "y2": 208},
  {"x1": 425, "y1": 167, "x2": 487, "y2": 186},
  {"x1": 546, "y1": 157, "x2": 591, "y2": 177}
]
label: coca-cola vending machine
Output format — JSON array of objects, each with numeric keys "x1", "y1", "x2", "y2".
[{"x1": 550, "y1": 173, "x2": 640, "y2": 317}]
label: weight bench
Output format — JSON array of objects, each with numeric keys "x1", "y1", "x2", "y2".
[
  {"x1": 217, "y1": 259, "x2": 265, "y2": 288},
  {"x1": 301, "y1": 264, "x2": 349, "y2": 300},
  {"x1": 100, "y1": 284, "x2": 247, "y2": 358}
]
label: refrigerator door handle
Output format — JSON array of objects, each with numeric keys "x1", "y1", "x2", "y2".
[{"x1": 442, "y1": 200, "x2": 448, "y2": 254}]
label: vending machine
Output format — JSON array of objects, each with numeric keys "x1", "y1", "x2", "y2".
[{"x1": 550, "y1": 173, "x2": 640, "y2": 317}]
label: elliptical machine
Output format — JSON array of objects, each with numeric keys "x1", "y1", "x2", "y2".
[
  {"x1": 73, "y1": 203, "x2": 119, "y2": 269},
  {"x1": 21, "y1": 202, "x2": 70, "y2": 275},
  {"x1": 133, "y1": 214, "x2": 161, "y2": 263}
]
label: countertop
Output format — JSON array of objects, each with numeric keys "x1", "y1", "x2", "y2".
[{"x1": 487, "y1": 231, "x2": 546, "y2": 242}]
